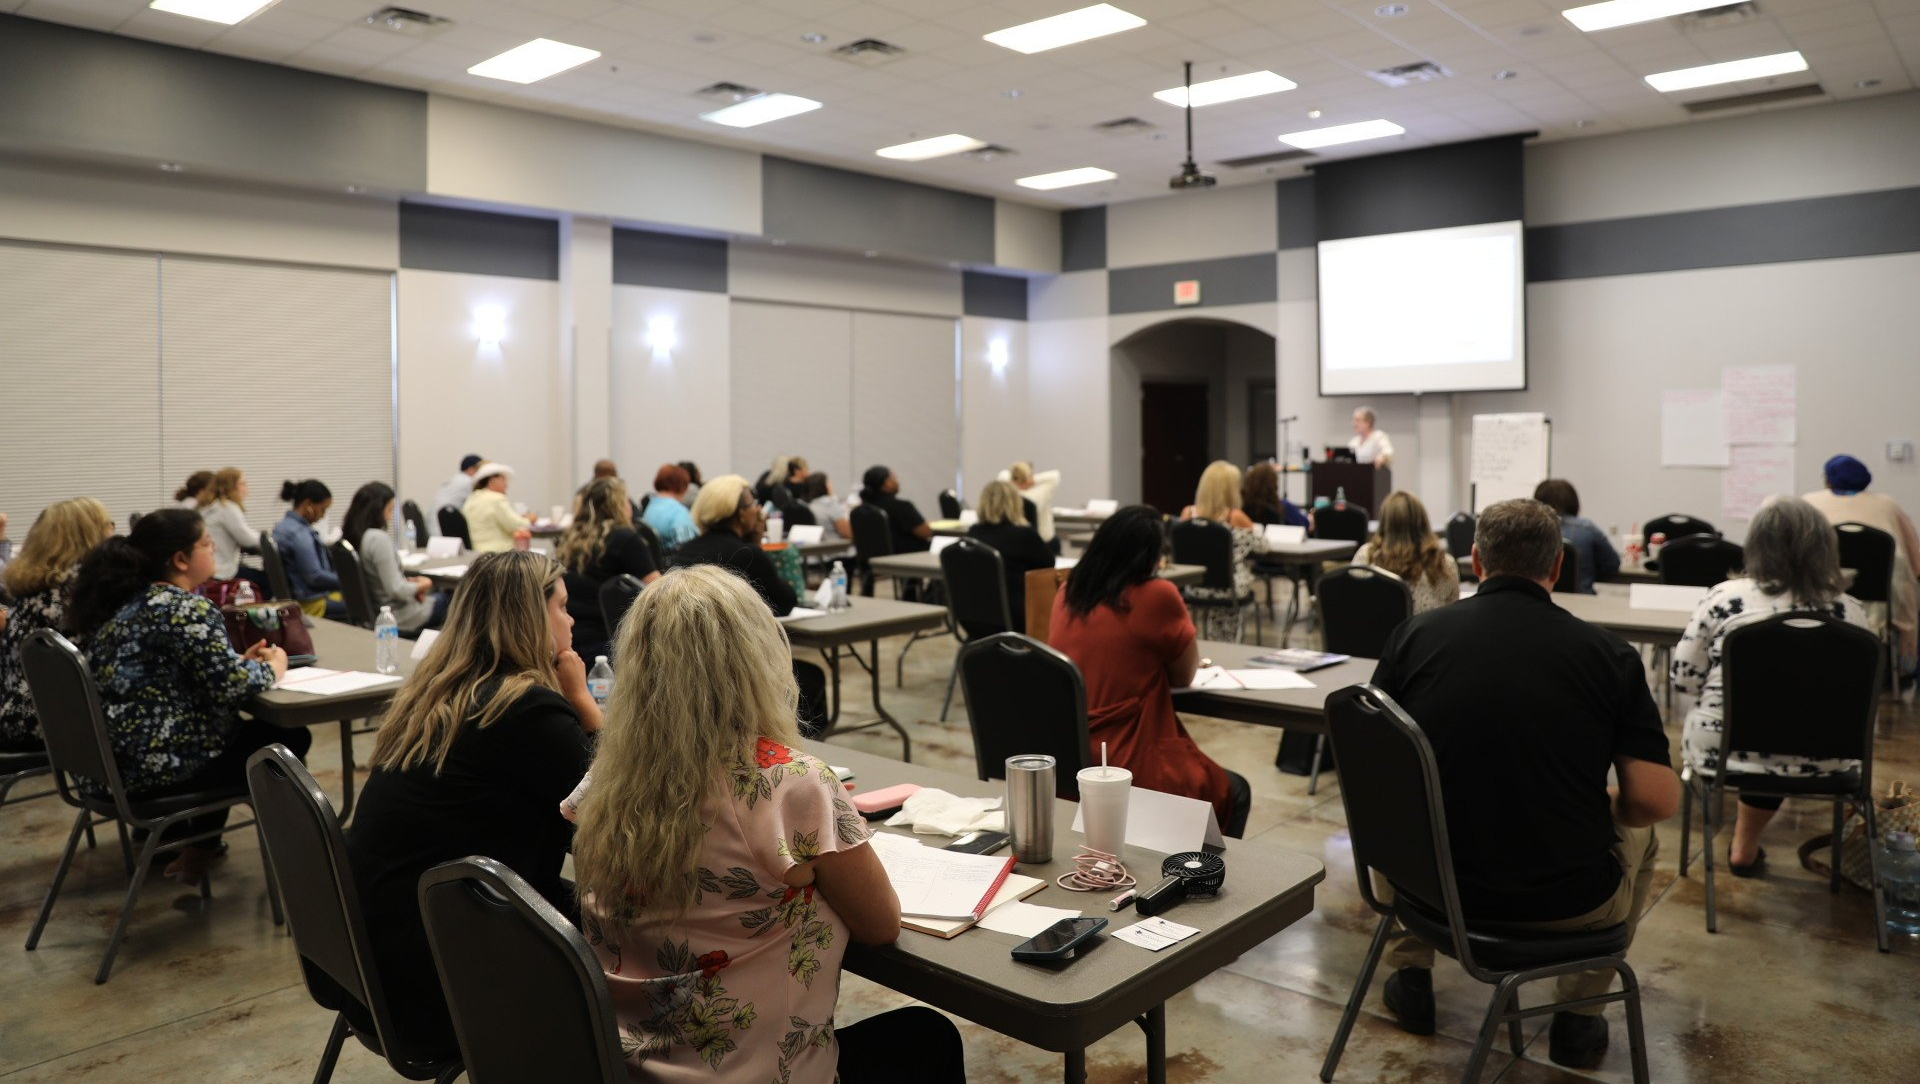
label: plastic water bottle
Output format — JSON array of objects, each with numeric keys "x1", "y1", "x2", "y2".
[
  {"x1": 766, "y1": 509, "x2": 784, "y2": 544},
  {"x1": 234, "y1": 579, "x2": 257, "y2": 606},
  {"x1": 1880, "y1": 831, "x2": 1920, "y2": 936},
  {"x1": 1335, "y1": 486, "x2": 1347, "y2": 506},
  {"x1": 374, "y1": 606, "x2": 400, "y2": 675},
  {"x1": 403, "y1": 519, "x2": 419, "y2": 551},
  {"x1": 588, "y1": 655, "x2": 614, "y2": 707},
  {"x1": 829, "y1": 561, "x2": 850, "y2": 612}
]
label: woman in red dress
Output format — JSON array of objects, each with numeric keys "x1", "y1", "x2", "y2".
[{"x1": 1049, "y1": 505, "x2": 1252, "y2": 836}]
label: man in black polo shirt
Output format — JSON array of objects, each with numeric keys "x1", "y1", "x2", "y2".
[
  {"x1": 857, "y1": 465, "x2": 933, "y2": 554},
  {"x1": 1369, "y1": 498, "x2": 1678, "y2": 1070}
]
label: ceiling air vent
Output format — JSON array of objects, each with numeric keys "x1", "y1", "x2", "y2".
[
  {"x1": 832, "y1": 38, "x2": 906, "y2": 66},
  {"x1": 696, "y1": 81, "x2": 761, "y2": 101},
  {"x1": 1095, "y1": 116, "x2": 1157, "y2": 136},
  {"x1": 365, "y1": 6, "x2": 450, "y2": 33},
  {"x1": 1368, "y1": 60, "x2": 1452, "y2": 87},
  {"x1": 959, "y1": 144, "x2": 1017, "y2": 161},
  {"x1": 1216, "y1": 148, "x2": 1315, "y2": 169},
  {"x1": 1674, "y1": 2, "x2": 1758, "y2": 31},
  {"x1": 1681, "y1": 82, "x2": 1823, "y2": 113}
]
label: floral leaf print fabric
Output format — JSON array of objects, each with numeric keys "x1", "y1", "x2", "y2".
[{"x1": 591, "y1": 744, "x2": 872, "y2": 1082}]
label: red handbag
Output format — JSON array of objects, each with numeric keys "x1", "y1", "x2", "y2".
[{"x1": 220, "y1": 601, "x2": 316, "y2": 658}]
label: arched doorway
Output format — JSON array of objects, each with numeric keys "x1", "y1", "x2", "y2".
[{"x1": 1110, "y1": 318, "x2": 1278, "y2": 514}]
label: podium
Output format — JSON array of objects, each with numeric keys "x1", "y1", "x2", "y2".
[{"x1": 1310, "y1": 462, "x2": 1390, "y2": 515}]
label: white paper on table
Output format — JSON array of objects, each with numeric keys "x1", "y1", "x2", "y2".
[
  {"x1": 275, "y1": 667, "x2": 342, "y2": 689},
  {"x1": 1659, "y1": 389, "x2": 1729, "y2": 467},
  {"x1": 1723, "y1": 364, "x2": 1796, "y2": 446},
  {"x1": 787, "y1": 524, "x2": 825, "y2": 544},
  {"x1": 958, "y1": 510, "x2": 979, "y2": 527},
  {"x1": 778, "y1": 607, "x2": 827, "y2": 623},
  {"x1": 1086, "y1": 499, "x2": 1119, "y2": 516},
  {"x1": 1264, "y1": 524, "x2": 1307, "y2": 545},
  {"x1": 977, "y1": 900, "x2": 1084, "y2": 939},
  {"x1": 1071, "y1": 785, "x2": 1224, "y2": 855},
  {"x1": 1630, "y1": 584, "x2": 1709, "y2": 611},
  {"x1": 277, "y1": 670, "x2": 403, "y2": 696},
  {"x1": 930, "y1": 535, "x2": 958, "y2": 553},
  {"x1": 401, "y1": 552, "x2": 429, "y2": 568},
  {"x1": 1054, "y1": 556, "x2": 1079, "y2": 569},
  {"x1": 1722, "y1": 444, "x2": 1795, "y2": 523},
  {"x1": 1176, "y1": 666, "x2": 1314, "y2": 691},
  {"x1": 409, "y1": 628, "x2": 440, "y2": 660},
  {"x1": 426, "y1": 563, "x2": 469, "y2": 580},
  {"x1": 425, "y1": 536, "x2": 461, "y2": 558}
]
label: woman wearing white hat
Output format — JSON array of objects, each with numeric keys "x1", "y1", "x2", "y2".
[{"x1": 463, "y1": 462, "x2": 532, "y2": 553}]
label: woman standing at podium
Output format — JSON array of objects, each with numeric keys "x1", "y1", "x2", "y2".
[{"x1": 1349, "y1": 407, "x2": 1394, "y2": 466}]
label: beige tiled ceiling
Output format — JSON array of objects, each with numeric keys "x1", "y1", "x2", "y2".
[{"x1": 11, "y1": 0, "x2": 1919, "y2": 205}]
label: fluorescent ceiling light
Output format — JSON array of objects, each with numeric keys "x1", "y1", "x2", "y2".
[
  {"x1": 1153, "y1": 71, "x2": 1297, "y2": 107},
  {"x1": 1644, "y1": 51, "x2": 1807, "y2": 92},
  {"x1": 147, "y1": 0, "x2": 276, "y2": 25},
  {"x1": 467, "y1": 39, "x2": 600, "y2": 84},
  {"x1": 1016, "y1": 167, "x2": 1117, "y2": 190},
  {"x1": 876, "y1": 134, "x2": 989, "y2": 161},
  {"x1": 1277, "y1": 119, "x2": 1406, "y2": 149},
  {"x1": 985, "y1": 4, "x2": 1146, "y2": 54},
  {"x1": 1561, "y1": 0, "x2": 1732, "y2": 33},
  {"x1": 699, "y1": 92, "x2": 823, "y2": 128}
]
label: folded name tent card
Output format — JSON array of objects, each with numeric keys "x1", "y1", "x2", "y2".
[
  {"x1": 1263, "y1": 524, "x2": 1307, "y2": 545},
  {"x1": 409, "y1": 628, "x2": 440, "y2": 660},
  {"x1": 787, "y1": 524, "x2": 825, "y2": 544},
  {"x1": 1054, "y1": 557, "x2": 1079, "y2": 570},
  {"x1": 1629, "y1": 583, "x2": 1709, "y2": 611},
  {"x1": 425, "y1": 536, "x2": 462, "y2": 558},
  {"x1": 958, "y1": 510, "x2": 979, "y2": 526},
  {"x1": 1071, "y1": 785, "x2": 1223, "y2": 856},
  {"x1": 778, "y1": 607, "x2": 827, "y2": 623},
  {"x1": 930, "y1": 535, "x2": 958, "y2": 554},
  {"x1": 1086, "y1": 499, "x2": 1119, "y2": 515}
]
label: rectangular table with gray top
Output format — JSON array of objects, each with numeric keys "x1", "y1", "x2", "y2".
[
  {"x1": 868, "y1": 550, "x2": 1207, "y2": 587},
  {"x1": 825, "y1": 743, "x2": 1323, "y2": 1084},
  {"x1": 249, "y1": 619, "x2": 418, "y2": 817},
  {"x1": 782, "y1": 598, "x2": 951, "y2": 761}
]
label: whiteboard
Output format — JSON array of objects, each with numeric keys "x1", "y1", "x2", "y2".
[{"x1": 1471, "y1": 412, "x2": 1551, "y2": 510}]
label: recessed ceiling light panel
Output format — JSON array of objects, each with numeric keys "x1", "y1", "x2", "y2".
[
  {"x1": 1562, "y1": 0, "x2": 1735, "y2": 33},
  {"x1": 1277, "y1": 119, "x2": 1405, "y2": 149},
  {"x1": 1016, "y1": 166, "x2": 1117, "y2": 190},
  {"x1": 876, "y1": 134, "x2": 989, "y2": 161},
  {"x1": 1153, "y1": 70, "x2": 1297, "y2": 107},
  {"x1": 467, "y1": 38, "x2": 599, "y2": 83},
  {"x1": 148, "y1": 0, "x2": 276, "y2": 25},
  {"x1": 699, "y1": 92, "x2": 823, "y2": 128},
  {"x1": 1644, "y1": 50, "x2": 1807, "y2": 92},
  {"x1": 985, "y1": 4, "x2": 1146, "y2": 54}
]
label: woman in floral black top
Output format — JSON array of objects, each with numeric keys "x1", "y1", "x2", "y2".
[
  {"x1": 0, "y1": 497, "x2": 114, "y2": 750},
  {"x1": 70, "y1": 509, "x2": 303, "y2": 884}
]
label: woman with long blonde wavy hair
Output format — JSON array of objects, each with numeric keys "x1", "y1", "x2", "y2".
[
  {"x1": 344, "y1": 550, "x2": 601, "y2": 1060},
  {"x1": 571, "y1": 565, "x2": 965, "y2": 1084},
  {"x1": 1354, "y1": 491, "x2": 1459, "y2": 614},
  {"x1": 1177, "y1": 460, "x2": 1272, "y2": 640},
  {"x1": 0, "y1": 497, "x2": 114, "y2": 749},
  {"x1": 557, "y1": 475, "x2": 660, "y2": 661}
]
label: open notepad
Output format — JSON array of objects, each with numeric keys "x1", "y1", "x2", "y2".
[{"x1": 869, "y1": 833, "x2": 1045, "y2": 938}]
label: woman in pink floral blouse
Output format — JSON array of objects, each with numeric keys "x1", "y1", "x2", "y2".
[{"x1": 571, "y1": 565, "x2": 966, "y2": 1083}]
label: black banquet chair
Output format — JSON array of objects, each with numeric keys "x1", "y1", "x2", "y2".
[
  {"x1": 938, "y1": 488, "x2": 963, "y2": 520},
  {"x1": 1298, "y1": 565, "x2": 1413, "y2": 794},
  {"x1": 1657, "y1": 536, "x2": 1744, "y2": 589},
  {"x1": 418, "y1": 857, "x2": 626, "y2": 1084},
  {"x1": 956, "y1": 633, "x2": 1090, "y2": 800},
  {"x1": 1552, "y1": 540, "x2": 1581, "y2": 594},
  {"x1": 1834, "y1": 521, "x2": 1899, "y2": 691},
  {"x1": 258, "y1": 530, "x2": 296, "y2": 601},
  {"x1": 597, "y1": 574, "x2": 646, "y2": 648},
  {"x1": 937, "y1": 538, "x2": 1013, "y2": 721},
  {"x1": 1677, "y1": 612, "x2": 1888, "y2": 949},
  {"x1": 245, "y1": 744, "x2": 463, "y2": 1083},
  {"x1": 401, "y1": 499, "x2": 432, "y2": 548},
  {"x1": 328, "y1": 539, "x2": 380, "y2": 629},
  {"x1": 1171, "y1": 518, "x2": 1262, "y2": 643},
  {"x1": 1444, "y1": 512, "x2": 1475, "y2": 559},
  {"x1": 20, "y1": 630, "x2": 279, "y2": 984},
  {"x1": 848, "y1": 504, "x2": 892, "y2": 597},
  {"x1": 1319, "y1": 684, "x2": 1649, "y2": 1084},
  {"x1": 437, "y1": 507, "x2": 471, "y2": 550},
  {"x1": 1314, "y1": 502, "x2": 1371, "y2": 545}
]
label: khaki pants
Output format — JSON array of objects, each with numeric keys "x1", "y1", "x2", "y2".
[{"x1": 1380, "y1": 822, "x2": 1659, "y2": 1015}]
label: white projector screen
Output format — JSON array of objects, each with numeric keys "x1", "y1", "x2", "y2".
[{"x1": 1317, "y1": 220, "x2": 1526, "y2": 395}]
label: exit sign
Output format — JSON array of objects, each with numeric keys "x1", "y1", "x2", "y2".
[{"x1": 1173, "y1": 279, "x2": 1201, "y2": 306}]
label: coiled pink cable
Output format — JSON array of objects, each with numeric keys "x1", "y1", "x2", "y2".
[{"x1": 1054, "y1": 848, "x2": 1138, "y2": 892}]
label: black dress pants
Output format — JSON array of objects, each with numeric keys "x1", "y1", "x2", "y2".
[
  {"x1": 838, "y1": 1006, "x2": 966, "y2": 1084},
  {"x1": 140, "y1": 719, "x2": 313, "y2": 850}
]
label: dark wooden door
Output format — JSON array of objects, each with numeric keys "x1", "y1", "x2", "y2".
[{"x1": 1141, "y1": 382, "x2": 1209, "y2": 515}]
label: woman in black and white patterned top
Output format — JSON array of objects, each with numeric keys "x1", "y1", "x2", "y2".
[{"x1": 1671, "y1": 496, "x2": 1868, "y2": 873}]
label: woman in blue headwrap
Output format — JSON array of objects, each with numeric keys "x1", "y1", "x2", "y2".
[{"x1": 1803, "y1": 454, "x2": 1920, "y2": 678}]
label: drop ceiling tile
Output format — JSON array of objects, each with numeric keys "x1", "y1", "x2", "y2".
[
  {"x1": 112, "y1": 8, "x2": 231, "y2": 48},
  {"x1": 15, "y1": 0, "x2": 133, "y2": 32},
  {"x1": 513, "y1": 0, "x2": 621, "y2": 20},
  {"x1": 204, "y1": 26, "x2": 313, "y2": 62},
  {"x1": 1791, "y1": 21, "x2": 1900, "y2": 52}
]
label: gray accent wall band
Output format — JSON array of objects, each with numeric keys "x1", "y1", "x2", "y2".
[
  {"x1": 1060, "y1": 206, "x2": 1107, "y2": 272},
  {"x1": 1527, "y1": 185, "x2": 1920, "y2": 281},
  {"x1": 962, "y1": 271, "x2": 1029, "y2": 320},
  {"x1": 398, "y1": 204, "x2": 559, "y2": 280},
  {"x1": 1108, "y1": 253, "x2": 1277, "y2": 315},
  {"x1": 761, "y1": 156, "x2": 994, "y2": 265},
  {"x1": 0, "y1": 14, "x2": 426, "y2": 192},
  {"x1": 612, "y1": 228, "x2": 728, "y2": 292},
  {"x1": 1276, "y1": 178, "x2": 1316, "y2": 250}
]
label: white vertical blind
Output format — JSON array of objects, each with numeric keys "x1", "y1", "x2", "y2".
[
  {"x1": 851, "y1": 311, "x2": 960, "y2": 512},
  {"x1": 729, "y1": 301, "x2": 854, "y2": 493},
  {"x1": 0, "y1": 243, "x2": 161, "y2": 527},
  {"x1": 159, "y1": 257, "x2": 394, "y2": 534}
]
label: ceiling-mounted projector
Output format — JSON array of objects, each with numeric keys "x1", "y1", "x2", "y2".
[{"x1": 1169, "y1": 60, "x2": 1217, "y2": 190}]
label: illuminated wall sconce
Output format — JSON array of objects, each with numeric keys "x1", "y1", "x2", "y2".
[
  {"x1": 987, "y1": 338, "x2": 1010, "y2": 374},
  {"x1": 472, "y1": 304, "x2": 507, "y2": 346},
  {"x1": 648, "y1": 315, "x2": 679, "y2": 360}
]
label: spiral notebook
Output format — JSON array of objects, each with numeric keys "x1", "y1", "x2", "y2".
[{"x1": 869, "y1": 833, "x2": 1043, "y2": 938}]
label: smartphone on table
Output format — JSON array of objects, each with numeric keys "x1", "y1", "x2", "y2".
[{"x1": 1011, "y1": 917, "x2": 1107, "y2": 962}]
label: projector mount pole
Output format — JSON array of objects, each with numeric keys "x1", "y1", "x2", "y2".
[{"x1": 1182, "y1": 60, "x2": 1197, "y2": 177}]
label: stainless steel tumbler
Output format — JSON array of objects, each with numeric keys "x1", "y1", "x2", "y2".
[{"x1": 1005, "y1": 754, "x2": 1057, "y2": 865}]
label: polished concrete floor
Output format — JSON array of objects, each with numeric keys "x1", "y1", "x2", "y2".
[{"x1": 3, "y1": 590, "x2": 1917, "y2": 1083}]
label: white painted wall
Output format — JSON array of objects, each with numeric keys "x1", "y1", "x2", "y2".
[
  {"x1": 1106, "y1": 182, "x2": 1279, "y2": 268},
  {"x1": 396, "y1": 268, "x2": 565, "y2": 516},
  {"x1": 560, "y1": 216, "x2": 613, "y2": 485},
  {"x1": 728, "y1": 243, "x2": 962, "y2": 317},
  {"x1": 610, "y1": 285, "x2": 732, "y2": 487},
  {"x1": 960, "y1": 316, "x2": 1031, "y2": 503},
  {"x1": 1028, "y1": 271, "x2": 1112, "y2": 506},
  {"x1": 993, "y1": 200, "x2": 1062, "y2": 274}
]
